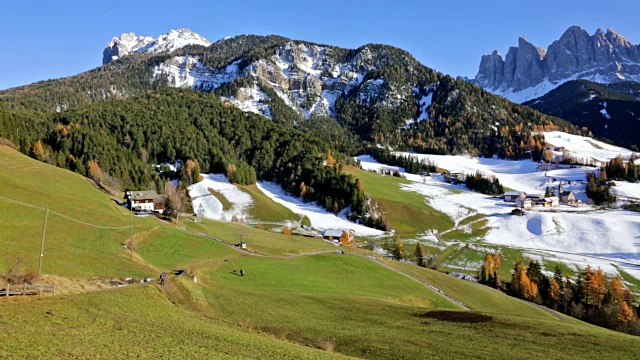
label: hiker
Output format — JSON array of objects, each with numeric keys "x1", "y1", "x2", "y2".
[
  {"x1": 240, "y1": 269, "x2": 245, "y2": 277},
  {"x1": 160, "y1": 272, "x2": 166, "y2": 285}
]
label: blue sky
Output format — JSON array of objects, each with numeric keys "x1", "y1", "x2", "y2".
[{"x1": 1, "y1": 0, "x2": 639, "y2": 90}]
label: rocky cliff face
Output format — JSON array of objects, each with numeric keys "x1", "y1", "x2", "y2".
[
  {"x1": 103, "y1": 28, "x2": 211, "y2": 65},
  {"x1": 472, "y1": 26, "x2": 640, "y2": 103},
  {"x1": 152, "y1": 40, "x2": 429, "y2": 120}
]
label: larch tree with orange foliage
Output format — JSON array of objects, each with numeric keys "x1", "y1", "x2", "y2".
[
  {"x1": 584, "y1": 266, "x2": 607, "y2": 307},
  {"x1": 617, "y1": 301, "x2": 636, "y2": 326},
  {"x1": 520, "y1": 268, "x2": 539, "y2": 301}
]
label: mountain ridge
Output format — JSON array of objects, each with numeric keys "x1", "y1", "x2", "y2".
[
  {"x1": 103, "y1": 28, "x2": 211, "y2": 65},
  {"x1": 0, "y1": 30, "x2": 587, "y2": 163},
  {"x1": 471, "y1": 25, "x2": 640, "y2": 103}
]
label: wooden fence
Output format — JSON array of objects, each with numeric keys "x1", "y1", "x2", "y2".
[{"x1": 0, "y1": 284, "x2": 55, "y2": 297}]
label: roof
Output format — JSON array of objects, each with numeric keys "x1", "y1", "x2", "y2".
[
  {"x1": 504, "y1": 191, "x2": 524, "y2": 196},
  {"x1": 545, "y1": 197, "x2": 559, "y2": 202},
  {"x1": 323, "y1": 230, "x2": 344, "y2": 238},
  {"x1": 561, "y1": 191, "x2": 574, "y2": 196},
  {"x1": 128, "y1": 190, "x2": 160, "y2": 201}
]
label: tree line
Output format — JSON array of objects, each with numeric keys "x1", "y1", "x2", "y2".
[
  {"x1": 479, "y1": 253, "x2": 640, "y2": 335},
  {"x1": 0, "y1": 88, "x2": 370, "y2": 218}
]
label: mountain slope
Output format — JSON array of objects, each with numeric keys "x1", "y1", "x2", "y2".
[
  {"x1": 525, "y1": 79, "x2": 640, "y2": 149},
  {"x1": 103, "y1": 28, "x2": 211, "y2": 65},
  {"x1": 471, "y1": 26, "x2": 640, "y2": 103},
  {"x1": 0, "y1": 31, "x2": 588, "y2": 162}
]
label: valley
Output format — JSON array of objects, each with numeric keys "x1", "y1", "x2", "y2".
[{"x1": 1, "y1": 22, "x2": 640, "y2": 358}]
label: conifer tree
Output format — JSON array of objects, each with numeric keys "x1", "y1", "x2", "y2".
[
  {"x1": 392, "y1": 236, "x2": 404, "y2": 261},
  {"x1": 414, "y1": 243, "x2": 426, "y2": 267}
]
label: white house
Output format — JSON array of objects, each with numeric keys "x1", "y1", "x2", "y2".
[
  {"x1": 126, "y1": 190, "x2": 164, "y2": 212},
  {"x1": 546, "y1": 196, "x2": 560, "y2": 207},
  {"x1": 504, "y1": 191, "x2": 525, "y2": 202}
]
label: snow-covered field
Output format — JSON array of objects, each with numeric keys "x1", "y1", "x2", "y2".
[
  {"x1": 188, "y1": 174, "x2": 253, "y2": 221},
  {"x1": 257, "y1": 182, "x2": 384, "y2": 236},
  {"x1": 542, "y1": 131, "x2": 634, "y2": 163},
  {"x1": 611, "y1": 181, "x2": 640, "y2": 199},
  {"x1": 356, "y1": 142, "x2": 640, "y2": 282}
]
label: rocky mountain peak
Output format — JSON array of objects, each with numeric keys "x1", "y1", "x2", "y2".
[
  {"x1": 103, "y1": 28, "x2": 211, "y2": 65},
  {"x1": 471, "y1": 25, "x2": 640, "y2": 103}
]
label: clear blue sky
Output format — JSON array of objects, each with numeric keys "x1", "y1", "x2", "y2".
[{"x1": 1, "y1": 0, "x2": 639, "y2": 90}]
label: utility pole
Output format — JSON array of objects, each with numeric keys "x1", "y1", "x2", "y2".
[
  {"x1": 38, "y1": 207, "x2": 49, "y2": 276},
  {"x1": 130, "y1": 205, "x2": 134, "y2": 260}
]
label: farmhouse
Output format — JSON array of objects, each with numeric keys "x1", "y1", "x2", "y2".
[
  {"x1": 561, "y1": 191, "x2": 577, "y2": 204},
  {"x1": 526, "y1": 193, "x2": 543, "y2": 201},
  {"x1": 504, "y1": 191, "x2": 526, "y2": 202},
  {"x1": 515, "y1": 197, "x2": 532, "y2": 209},
  {"x1": 322, "y1": 229, "x2": 356, "y2": 244},
  {"x1": 125, "y1": 190, "x2": 164, "y2": 212}
]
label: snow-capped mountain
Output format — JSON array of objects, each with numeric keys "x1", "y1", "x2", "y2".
[
  {"x1": 103, "y1": 28, "x2": 211, "y2": 65},
  {"x1": 470, "y1": 26, "x2": 640, "y2": 103},
  {"x1": 152, "y1": 39, "x2": 434, "y2": 120}
]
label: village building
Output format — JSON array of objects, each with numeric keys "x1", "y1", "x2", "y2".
[
  {"x1": 322, "y1": 229, "x2": 356, "y2": 244},
  {"x1": 504, "y1": 191, "x2": 526, "y2": 202},
  {"x1": 125, "y1": 190, "x2": 164, "y2": 212},
  {"x1": 515, "y1": 197, "x2": 532, "y2": 209},
  {"x1": 526, "y1": 193, "x2": 543, "y2": 201},
  {"x1": 561, "y1": 191, "x2": 577, "y2": 204}
]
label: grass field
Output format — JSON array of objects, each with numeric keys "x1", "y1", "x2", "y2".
[
  {"x1": 208, "y1": 188, "x2": 232, "y2": 211},
  {"x1": 191, "y1": 252, "x2": 640, "y2": 359},
  {"x1": 345, "y1": 167, "x2": 453, "y2": 236},
  {"x1": 0, "y1": 146, "x2": 156, "y2": 277},
  {"x1": 239, "y1": 184, "x2": 299, "y2": 224},
  {"x1": 3, "y1": 145, "x2": 640, "y2": 359},
  {"x1": 182, "y1": 217, "x2": 337, "y2": 256},
  {"x1": 0, "y1": 285, "x2": 347, "y2": 359},
  {"x1": 137, "y1": 226, "x2": 237, "y2": 270},
  {"x1": 441, "y1": 219, "x2": 490, "y2": 242}
]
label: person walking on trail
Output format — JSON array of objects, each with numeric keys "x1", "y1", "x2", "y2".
[
  {"x1": 240, "y1": 269, "x2": 245, "y2": 277},
  {"x1": 160, "y1": 272, "x2": 166, "y2": 285}
]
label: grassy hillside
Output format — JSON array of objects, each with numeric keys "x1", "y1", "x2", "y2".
[
  {"x1": 345, "y1": 167, "x2": 453, "y2": 236},
  {"x1": 182, "y1": 218, "x2": 336, "y2": 256},
  {"x1": 239, "y1": 184, "x2": 299, "y2": 224},
  {"x1": 2, "y1": 144, "x2": 639, "y2": 359},
  {"x1": 0, "y1": 146, "x2": 155, "y2": 277},
  {"x1": 0, "y1": 285, "x2": 348, "y2": 359}
]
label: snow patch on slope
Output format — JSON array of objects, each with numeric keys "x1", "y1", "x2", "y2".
[
  {"x1": 256, "y1": 182, "x2": 384, "y2": 236},
  {"x1": 188, "y1": 174, "x2": 253, "y2": 221},
  {"x1": 153, "y1": 56, "x2": 240, "y2": 90},
  {"x1": 542, "y1": 131, "x2": 634, "y2": 163}
]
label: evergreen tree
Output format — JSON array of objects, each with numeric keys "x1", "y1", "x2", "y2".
[{"x1": 414, "y1": 242, "x2": 426, "y2": 267}]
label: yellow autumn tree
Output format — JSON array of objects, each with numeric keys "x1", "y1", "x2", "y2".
[
  {"x1": 617, "y1": 301, "x2": 636, "y2": 325},
  {"x1": 484, "y1": 254, "x2": 495, "y2": 276},
  {"x1": 493, "y1": 251, "x2": 501, "y2": 273},
  {"x1": 608, "y1": 277, "x2": 626, "y2": 303},
  {"x1": 283, "y1": 225, "x2": 292, "y2": 236},
  {"x1": 88, "y1": 160, "x2": 104, "y2": 183},
  {"x1": 519, "y1": 268, "x2": 538, "y2": 301},
  {"x1": 549, "y1": 278, "x2": 561, "y2": 307},
  {"x1": 300, "y1": 182, "x2": 307, "y2": 197},
  {"x1": 584, "y1": 266, "x2": 607, "y2": 307},
  {"x1": 339, "y1": 231, "x2": 350, "y2": 246}
]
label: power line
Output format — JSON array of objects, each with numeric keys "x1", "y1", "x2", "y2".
[{"x1": 0, "y1": 194, "x2": 132, "y2": 229}]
